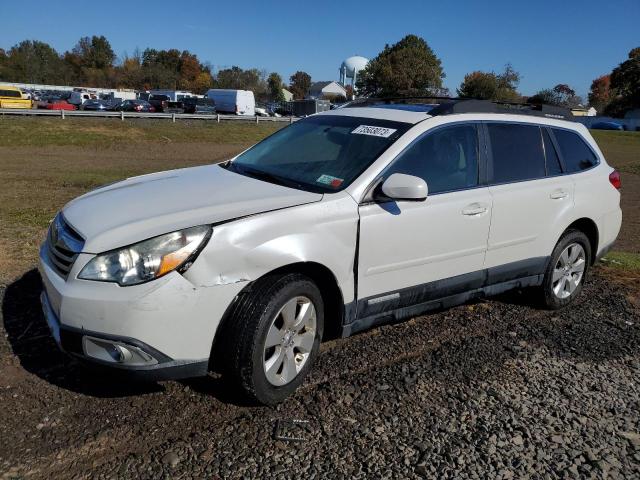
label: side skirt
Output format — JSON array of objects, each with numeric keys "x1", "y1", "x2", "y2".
[{"x1": 341, "y1": 257, "x2": 548, "y2": 337}]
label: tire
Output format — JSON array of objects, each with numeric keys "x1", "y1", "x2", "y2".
[
  {"x1": 222, "y1": 273, "x2": 324, "y2": 405},
  {"x1": 540, "y1": 229, "x2": 592, "y2": 309}
]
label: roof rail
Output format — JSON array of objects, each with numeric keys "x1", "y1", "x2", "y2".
[
  {"x1": 345, "y1": 96, "x2": 575, "y2": 121},
  {"x1": 344, "y1": 96, "x2": 454, "y2": 107},
  {"x1": 429, "y1": 99, "x2": 575, "y2": 121}
]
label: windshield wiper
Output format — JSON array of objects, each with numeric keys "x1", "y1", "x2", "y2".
[{"x1": 232, "y1": 164, "x2": 305, "y2": 190}]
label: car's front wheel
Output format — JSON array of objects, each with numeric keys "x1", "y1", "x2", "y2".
[
  {"x1": 540, "y1": 229, "x2": 591, "y2": 309},
  {"x1": 222, "y1": 273, "x2": 324, "y2": 405}
]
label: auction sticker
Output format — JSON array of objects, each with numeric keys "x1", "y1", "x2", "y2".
[
  {"x1": 317, "y1": 174, "x2": 344, "y2": 188},
  {"x1": 351, "y1": 125, "x2": 397, "y2": 138}
]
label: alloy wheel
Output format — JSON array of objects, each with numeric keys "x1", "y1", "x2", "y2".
[
  {"x1": 263, "y1": 296, "x2": 317, "y2": 386},
  {"x1": 552, "y1": 242, "x2": 586, "y2": 299}
]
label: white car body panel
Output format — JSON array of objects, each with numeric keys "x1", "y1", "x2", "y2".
[
  {"x1": 485, "y1": 175, "x2": 575, "y2": 269},
  {"x1": 63, "y1": 164, "x2": 322, "y2": 252},
  {"x1": 358, "y1": 187, "x2": 492, "y2": 298}
]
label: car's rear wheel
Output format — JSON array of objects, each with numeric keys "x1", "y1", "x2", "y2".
[
  {"x1": 222, "y1": 273, "x2": 324, "y2": 405},
  {"x1": 540, "y1": 229, "x2": 591, "y2": 309}
]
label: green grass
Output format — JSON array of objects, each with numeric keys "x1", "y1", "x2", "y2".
[
  {"x1": 591, "y1": 130, "x2": 640, "y2": 175},
  {"x1": 0, "y1": 117, "x2": 285, "y2": 283},
  {"x1": 0, "y1": 116, "x2": 284, "y2": 147},
  {"x1": 602, "y1": 251, "x2": 640, "y2": 272}
]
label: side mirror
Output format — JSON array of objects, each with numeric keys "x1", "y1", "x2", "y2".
[{"x1": 380, "y1": 173, "x2": 428, "y2": 201}]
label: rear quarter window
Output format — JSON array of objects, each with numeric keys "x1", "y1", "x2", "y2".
[
  {"x1": 552, "y1": 129, "x2": 598, "y2": 172},
  {"x1": 488, "y1": 123, "x2": 546, "y2": 184},
  {"x1": 542, "y1": 129, "x2": 563, "y2": 176}
]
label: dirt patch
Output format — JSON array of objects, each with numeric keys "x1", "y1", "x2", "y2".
[{"x1": 1, "y1": 271, "x2": 639, "y2": 478}]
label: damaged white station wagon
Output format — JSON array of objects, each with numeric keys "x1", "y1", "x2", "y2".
[{"x1": 40, "y1": 99, "x2": 622, "y2": 404}]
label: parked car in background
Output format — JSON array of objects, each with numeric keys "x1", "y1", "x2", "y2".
[
  {"x1": 182, "y1": 97, "x2": 216, "y2": 114},
  {"x1": 112, "y1": 100, "x2": 155, "y2": 112},
  {"x1": 67, "y1": 91, "x2": 97, "y2": 108},
  {"x1": 82, "y1": 100, "x2": 113, "y2": 111},
  {"x1": 148, "y1": 94, "x2": 183, "y2": 113},
  {"x1": 0, "y1": 86, "x2": 33, "y2": 109},
  {"x1": 42, "y1": 99, "x2": 76, "y2": 111},
  {"x1": 148, "y1": 89, "x2": 195, "y2": 102},
  {"x1": 255, "y1": 102, "x2": 270, "y2": 117},
  {"x1": 591, "y1": 121, "x2": 625, "y2": 131},
  {"x1": 205, "y1": 89, "x2": 255, "y2": 115}
]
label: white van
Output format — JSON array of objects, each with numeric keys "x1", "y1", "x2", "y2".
[{"x1": 205, "y1": 89, "x2": 255, "y2": 115}]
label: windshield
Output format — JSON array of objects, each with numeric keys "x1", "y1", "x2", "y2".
[
  {"x1": 0, "y1": 89, "x2": 22, "y2": 98},
  {"x1": 229, "y1": 115, "x2": 411, "y2": 192}
]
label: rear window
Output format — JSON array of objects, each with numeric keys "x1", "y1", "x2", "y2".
[
  {"x1": 553, "y1": 129, "x2": 598, "y2": 172},
  {"x1": 0, "y1": 89, "x2": 22, "y2": 98},
  {"x1": 149, "y1": 95, "x2": 169, "y2": 101},
  {"x1": 488, "y1": 124, "x2": 545, "y2": 184}
]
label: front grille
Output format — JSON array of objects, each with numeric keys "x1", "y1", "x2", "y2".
[{"x1": 46, "y1": 214, "x2": 84, "y2": 279}]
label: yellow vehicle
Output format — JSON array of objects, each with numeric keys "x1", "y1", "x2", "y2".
[{"x1": 0, "y1": 86, "x2": 33, "y2": 109}]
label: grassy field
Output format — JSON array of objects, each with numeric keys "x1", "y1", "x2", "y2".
[
  {"x1": 591, "y1": 130, "x2": 640, "y2": 175},
  {"x1": 0, "y1": 116, "x2": 638, "y2": 285},
  {"x1": 0, "y1": 117, "x2": 284, "y2": 284}
]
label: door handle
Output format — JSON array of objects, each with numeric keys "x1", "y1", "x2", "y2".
[
  {"x1": 462, "y1": 203, "x2": 488, "y2": 216},
  {"x1": 550, "y1": 189, "x2": 569, "y2": 200}
]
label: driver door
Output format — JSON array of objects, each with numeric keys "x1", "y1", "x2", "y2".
[{"x1": 356, "y1": 123, "x2": 492, "y2": 319}]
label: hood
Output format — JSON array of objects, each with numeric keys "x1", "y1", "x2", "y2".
[{"x1": 63, "y1": 164, "x2": 323, "y2": 253}]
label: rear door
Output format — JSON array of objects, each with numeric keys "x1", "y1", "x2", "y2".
[
  {"x1": 357, "y1": 123, "x2": 493, "y2": 318},
  {"x1": 484, "y1": 122, "x2": 574, "y2": 281}
]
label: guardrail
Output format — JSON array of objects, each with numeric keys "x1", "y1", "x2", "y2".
[{"x1": 0, "y1": 108, "x2": 299, "y2": 123}]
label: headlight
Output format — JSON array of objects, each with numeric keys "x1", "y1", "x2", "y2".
[{"x1": 79, "y1": 225, "x2": 212, "y2": 286}]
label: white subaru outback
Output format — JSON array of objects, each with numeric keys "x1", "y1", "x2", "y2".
[{"x1": 39, "y1": 99, "x2": 622, "y2": 404}]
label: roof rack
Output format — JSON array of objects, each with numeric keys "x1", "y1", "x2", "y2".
[
  {"x1": 428, "y1": 99, "x2": 575, "y2": 121},
  {"x1": 345, "y1": 96, "x2": 575, "y2": 121},
  {"x1": 344, "y1": 96, "x2": 452, "y2": 107}
]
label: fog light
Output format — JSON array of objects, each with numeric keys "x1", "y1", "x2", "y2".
[{"x1": 82, "y1": 336, "x2": 158, "y2": 366}]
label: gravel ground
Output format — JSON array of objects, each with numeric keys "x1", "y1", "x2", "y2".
[{"x1": 1, "y1": 268, "x2": 639, "y2": 479}]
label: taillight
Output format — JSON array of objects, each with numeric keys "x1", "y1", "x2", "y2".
[
  {"x1": 609, "y1": 170, "x2": 621, "y2": 190},
  {"x1": 135, "y1": 104, "x2": 142, "y2": 111}
]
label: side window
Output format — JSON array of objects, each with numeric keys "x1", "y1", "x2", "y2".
[
  {"x1": 542, "y1": 128, "x2": 562, "y2": 176},
  {"x1": 488, "y1": 123, "x2": 545, "y2": 184},
  {"x1": 553, "y1": 129, "x2": 598, "y2": 172},
  {"x1": 386, "y1": 124, "x2": 479, "y2": 194}
]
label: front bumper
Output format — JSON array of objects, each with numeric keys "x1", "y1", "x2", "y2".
[
  {"x1": 39, "y1": 244, "x2": 247, "y2": 379},
  {"x1": 40, "y1": 290, "x2": 208, "y2": 380}
]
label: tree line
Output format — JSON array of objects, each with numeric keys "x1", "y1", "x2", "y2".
[
  {"x1": 1, "y1": 35, "x2": 638, "y2": 115},
  {"x1": 0, "y1": 36, "x2": 316, "y2": 102},
  {"x1": 356, "y1": 35, "x2": 638, "y2": 117}
]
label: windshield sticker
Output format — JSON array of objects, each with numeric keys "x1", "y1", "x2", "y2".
[
  {"x1": 351, "y1": 125, "x2": 397, "y2": 138},
  {"x1": 317, "y1": 174, "x2": 344, "y2": 188}
]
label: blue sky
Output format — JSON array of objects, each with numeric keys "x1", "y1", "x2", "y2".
[{"x1": 1, "y1": 0, "x2": 638, "y2": 97}]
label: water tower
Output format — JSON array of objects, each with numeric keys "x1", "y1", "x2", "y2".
[{"x1": 339, "y1": 55, "x2": 369, "y2": 92}]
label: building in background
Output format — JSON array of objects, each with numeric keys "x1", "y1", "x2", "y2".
[
  {"x1": 306, "y1": 81, "x2": 347, "y2": 100},
  {"x1": 571, "y1": 107, "x2": 597, "y2": 117},
  {"x1": 281, "y1": 88, "x2": 293, "y2": 101}
]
